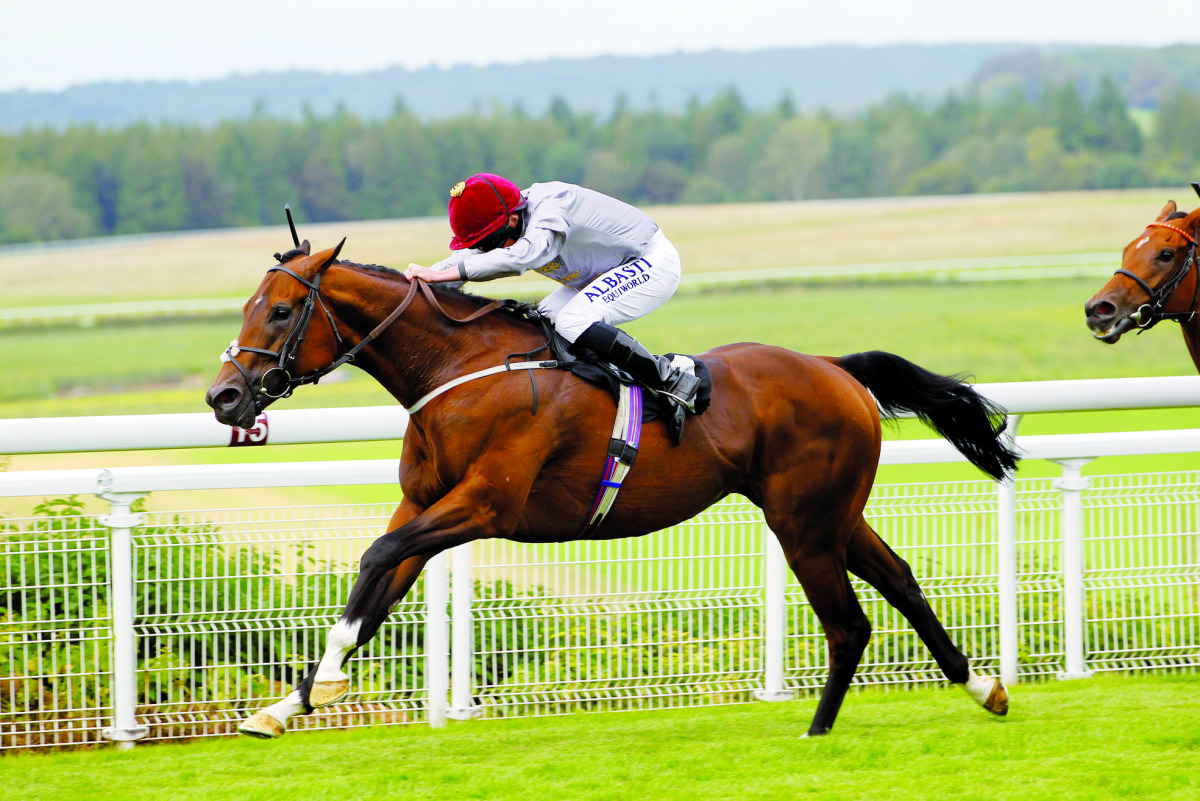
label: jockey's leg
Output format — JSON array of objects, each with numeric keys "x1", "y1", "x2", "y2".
[
  {"x1": 536, "y1": 284, "x2": 577, "y2": 322},
  {"x1": 551, "y1": 230, "x2": 683, "y2": 344},
  {"x1": 554, "y1": 231, "x2": 700, "y2": 426},
  {"x1": 572, "y1": 322, "x2": 701, "y2": 411}
]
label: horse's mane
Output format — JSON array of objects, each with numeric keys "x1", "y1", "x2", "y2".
[{"x1": 335, "y1": 259, "x2": 542, "y2": 326}]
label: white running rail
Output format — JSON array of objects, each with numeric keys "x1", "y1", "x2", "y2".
[{"x1": 1, "y1": 376, "x2": 1197, "y2": 454}]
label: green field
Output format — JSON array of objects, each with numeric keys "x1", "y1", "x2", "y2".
[
  {"x1": 0, "y1": 188, "x2": 1183, "y2": 309},
  {"x1": 2, "y1": 674, "x2": 1196, "y2": 801},
  {"x1": 7, "y1": 277, "x2": 1197, "y2": 416}
]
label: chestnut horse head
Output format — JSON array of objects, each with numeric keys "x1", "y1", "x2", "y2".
[
  {"x1": 205, "y1": 239, "x2": 347, "y2": 429},
  {"x1": 1084, "y1": 197, "x2": 1200, "y2": 367}
]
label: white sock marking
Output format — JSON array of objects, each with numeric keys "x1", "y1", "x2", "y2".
[
  {"x1": 960, "y1": 667, "x2": 996, "y2": 705},
  {"x1": 260, "y1": 690, "x2": 305, "y2": 725},
  {"x1": 314, "y1": 618, "x2": 361, "y2": 683}
]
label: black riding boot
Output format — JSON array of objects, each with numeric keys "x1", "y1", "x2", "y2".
[{"x1": 573, "y1": 322, "x2": 701, "y2": 444}]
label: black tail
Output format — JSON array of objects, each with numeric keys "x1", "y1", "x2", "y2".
[{"x1": 836, "y1": 351, "x2": 1018, "y2": 482}]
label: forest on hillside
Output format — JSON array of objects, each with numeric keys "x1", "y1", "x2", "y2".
[{"x1": 2, "y1": 78, "x2": 1200, "y2": 246}]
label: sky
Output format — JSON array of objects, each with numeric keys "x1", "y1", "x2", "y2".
[{"x1": 3, "y1": 0, "x2": 1200, "y2": 93}]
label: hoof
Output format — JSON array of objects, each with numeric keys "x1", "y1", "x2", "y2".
[
  {"x1": 961, "y1": 671, "x2": 1009, "y2": 717},
  {"x1": 984, "y1": 679, "x2": 1009, "y2": 716},
  {"x1": 309, "y1": 678, "x2": 350, "y2": 708},
  {"x1": 239, "y1": 711, "x2": 285, "y2": 739}
]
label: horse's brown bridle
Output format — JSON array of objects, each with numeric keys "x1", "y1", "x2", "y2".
[
  {"x1": 222, "y1": 263, "x2": 505, "y2": 416},
  {"x1": 1113, "y1": 220, "x2": 1200, "y2": 331}
]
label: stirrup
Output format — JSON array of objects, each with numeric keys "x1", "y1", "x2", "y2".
[
  {"x1": 662, "y1": 370, "x2": 701, "y2": 413},
  {"x1": 667, "y1": 400, "x2": 686, "y2": 445},
  {"x1": 655, "y1": 370, "x2": 697, "y2": 446}
]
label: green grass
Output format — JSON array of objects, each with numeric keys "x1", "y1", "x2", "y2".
[
  {"x1": 4, "y1": 277, "x2": 1196, "y2": 418},
  {"x1": 2, "y1": 674, "x2": 1196, "y2": 801},
  {"x1": 0, "y1": 189, "x2": 1177, "y2": 308}
]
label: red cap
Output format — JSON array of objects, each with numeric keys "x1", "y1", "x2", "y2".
[{"x1": 447, "y1": 173, "x2": 526, "y2": 250}]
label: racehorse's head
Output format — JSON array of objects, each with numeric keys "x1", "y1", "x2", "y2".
[
  {"x1": 206, "y1": 240, "x2": 345, "y2": 428},
  {"x1": 1085, "y1": 199, "x2": 1200, "y2": 343}
]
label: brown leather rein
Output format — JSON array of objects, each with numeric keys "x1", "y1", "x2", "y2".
[{"x1": 223, "y1": 266, "x2": 506, "y2": 415}]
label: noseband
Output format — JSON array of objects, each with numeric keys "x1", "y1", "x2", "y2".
[
  {"x1": 221, "y1": 265, "x2": 348, "y2": 412},
  {"x1": 1113, "y1": 221, "x2": 1200, "y2": 331},
  {"x1": 221, "y1": 264, "x2": 504, "y2": 416}
]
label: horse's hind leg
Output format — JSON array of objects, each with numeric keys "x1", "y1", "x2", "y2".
[
  {"x1": 240, "y1": 502, "x2": 427, "y2": 739},
  {"x1": 846, "y1": 518, "x2": 1008, "y2": 716},
  {"x1": 776, "y1": 539, "x2": 873, "y2": 736}
]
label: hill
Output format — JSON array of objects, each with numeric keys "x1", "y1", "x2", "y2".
[
  {"x1": 971, "y1": 45, "x2": 1200, "y2": 106},
  {"x1": 0, "y1": 44, "x2": 1030, "y2": 131}
]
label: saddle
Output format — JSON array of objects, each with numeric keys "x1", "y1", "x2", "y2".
[{"x1": 523, "y1": 310, "x2": 713, "y2": 444}]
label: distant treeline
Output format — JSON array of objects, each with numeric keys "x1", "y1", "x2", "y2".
[{"x1": 2, "y1": 78, "x2": 1199, "y2": 246}]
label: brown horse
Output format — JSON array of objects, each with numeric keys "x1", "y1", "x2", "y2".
[
  {"x1": 1085, "y1": 198, "x2": 1200, "y2": 372},
  {"x1": 206, "y1": 241, "x2": 1016, "y2": 739}
]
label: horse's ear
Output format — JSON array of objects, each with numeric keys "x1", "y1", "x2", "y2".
[
  {"x1": 317, "y1": 237, "x2": 347, "y2": 274},
  {"x1": 299, "y1": 239, "x2": 311, "y2": 256},
  {"x1": 1183, "y1": 204, "x2": 1200, "y2": 230},
  {"x1": 1157, "y1": 200, "x2": 1177, "y2": 221}
]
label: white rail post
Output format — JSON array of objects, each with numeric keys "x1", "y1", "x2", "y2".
[
  {"x1": 997, "y1": 414, "x2": 1021, "y2": 686},
  {"x1": 424, "y1": 550, "x2": 449, "y2": 727},
  {"x1": 754, "y1": 529, "x2": 794, "y2": 702},
  {"x1": 98, "y1": 491, "x2": 149, "y2": 749},
  {"x1": 1052, "y1": 458, "x2": 1094, "y2": 680},
  {"x1": 446, "y1": 543, "x2": 481, "y2": 720}
]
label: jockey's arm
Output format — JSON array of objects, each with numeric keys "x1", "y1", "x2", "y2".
[
  {"x1": 407, "y1": 226, "x2": 564, "y2": 284},
  {"x1": 404, "y1": 263, "x2": 462, "y2": 283}
]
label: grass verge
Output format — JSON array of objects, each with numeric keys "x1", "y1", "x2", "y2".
[{"x1": 1, "y1": 674, "x2": 1196, "y2": 801}]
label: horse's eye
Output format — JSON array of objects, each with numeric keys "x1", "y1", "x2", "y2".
[
  {"x1": 1158, "y1": 249, "x2": 1175, "y2": 262},
  {"x1": 272, "y1": 305, "x2": 292, "y2": 322}
]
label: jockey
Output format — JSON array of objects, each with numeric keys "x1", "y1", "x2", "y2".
[{"x1": 405, "y1": 173, "x2": 701, "y2": 419}]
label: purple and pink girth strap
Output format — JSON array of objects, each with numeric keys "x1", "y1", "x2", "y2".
[{"x1": 579, "y1": 384, "x2": 643, "y2": 537}]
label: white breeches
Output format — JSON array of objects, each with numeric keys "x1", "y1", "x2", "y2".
[{"x1": 536, "y1": 230, "x2": 682, "y2": 343}]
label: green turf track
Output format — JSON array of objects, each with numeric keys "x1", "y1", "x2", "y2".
[
  {"x1": 2, "y1": 674, "x2": 1196, "y2": 801},
  {"x1": 6, "y1": 277, "x2": 1197, "y2": 418}
]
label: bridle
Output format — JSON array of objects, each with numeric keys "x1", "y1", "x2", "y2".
[
  {"x1": 1113, "y1": 220, "x2": 1199, "y2": 331},
  {"x1": 221, "y1": 261, "x2": 505, "y2": 416}
]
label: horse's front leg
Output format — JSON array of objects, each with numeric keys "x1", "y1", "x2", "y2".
[
  {"x1": 240, "y1": 500, "x2": 425, "y2": 739},
  {"x1": 241, "y1": 470, "x2": 532, "y2": 738}
]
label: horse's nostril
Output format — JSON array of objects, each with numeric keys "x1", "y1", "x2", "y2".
[
  {"x1": 1088, "y1": 300, "x2": 1116, "y2": 319},
  {"x1": 215, "y1": 387, "x2": 242, "y2": 408}
]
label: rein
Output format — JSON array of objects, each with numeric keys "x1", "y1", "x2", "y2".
[
  {"x1": 1113, "y1": 221, "x2": 1200, "y2": 331},
  {"x1": 222, "y1": 265, "x2": 506, "y2": 415}
]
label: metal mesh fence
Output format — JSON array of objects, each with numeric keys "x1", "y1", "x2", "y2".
[
  {"x1": 2, "y1": 471, "x2": 1198, "y2": 750},
  {"x1": 1, "y1": 508, "x2": 111, "y2": 749},
  {"x1": 468, "y1": 499, "x2": 765, "y2": 716},
  {"x1": 1083, "y1": 472, "x2": 1200, "y2": 673},
  {"x1": 132, "y1": 503, "x2": 428, "y2": 741}
]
